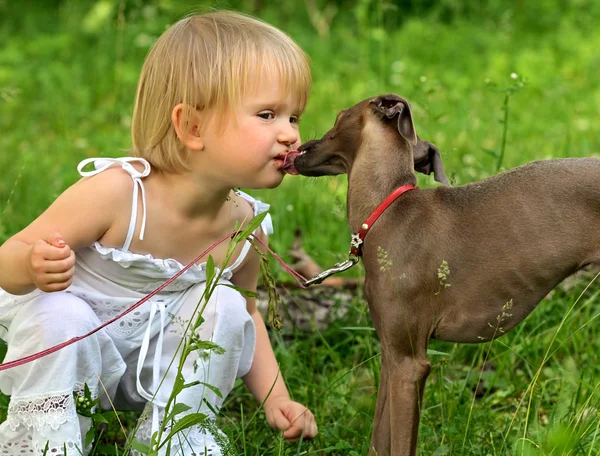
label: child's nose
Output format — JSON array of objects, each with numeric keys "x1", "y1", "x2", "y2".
[{"x1": 278, "y1": 123, "x2": 299, "y2": 147}]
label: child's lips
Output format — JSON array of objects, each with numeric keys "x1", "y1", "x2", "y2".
[{"x1": 281, "y1": 151, "x2": 301, "y2": 175}]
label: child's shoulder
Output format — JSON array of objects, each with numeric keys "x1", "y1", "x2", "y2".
[
  {"x1": 65, "y1": 164, "x2": 143, "y2": 221},
  {"x1": 74, "y1": 164, "x2": 136, "y2": 200},
  {"x1": 230, "y1": 191, "x2": 258, "y2": 223},
  {"x1": 229, "y1": 191, "x2": 271, "y2": 236}
]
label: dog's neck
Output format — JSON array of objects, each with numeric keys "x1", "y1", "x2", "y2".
[{"x1": 346, "y1": 141, "x2": 417, "y2": 232}]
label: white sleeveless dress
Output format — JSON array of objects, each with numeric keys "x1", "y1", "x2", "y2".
[{"x1": 0, "y1": 157, "x2": 272, "y2": 455}]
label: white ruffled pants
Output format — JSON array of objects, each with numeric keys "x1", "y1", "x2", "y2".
[{"x1": 0, "y1": 284, "x2": 252, "y2": 456}]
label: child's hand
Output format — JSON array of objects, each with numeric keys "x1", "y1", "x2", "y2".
[
  {"x1": 27, "y1": 232, "x2": 76, "y2": 292},
  {"x1": 264, "y1": 396, "x2": 318, "y2": 442}
]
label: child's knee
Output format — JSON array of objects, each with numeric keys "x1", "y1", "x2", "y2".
[
  {"x1": 212, "y1": 283, "x2": 246, "y2": 307},
  {"x1": 8, "y1": 292, "x2": 100, "y2": 345}
]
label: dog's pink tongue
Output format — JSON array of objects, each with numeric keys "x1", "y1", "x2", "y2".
[{"x1": 282, "y1": 150, "x2": 300, "y2": 175}]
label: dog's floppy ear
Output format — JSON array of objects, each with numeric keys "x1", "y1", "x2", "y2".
[
  {"x1": 371, "y1": 94, "x2": 418, "y2": 145},
  {"x1": 413, "y1": 138, "x2": 450, "y2": 186}
]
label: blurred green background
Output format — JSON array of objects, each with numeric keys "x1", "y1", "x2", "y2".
[
  {"x1": 1, "y1": 1, "x2": 600, "y2": 454},
  {"x1": 1, "y1": 0, "x2": 599, "y2": 269}
]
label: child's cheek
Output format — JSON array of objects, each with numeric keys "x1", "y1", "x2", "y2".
[{"x1": 292, "y1": 135, "x2": 301, "y2": 150}]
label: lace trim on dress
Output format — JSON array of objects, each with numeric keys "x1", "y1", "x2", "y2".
[
  {"x1": 7, "y1": 383, "x2": 94, "y2": 432},
  {"x1": 1, "y1": 383, "x2": 96, "y2": 455},
  {"x1": 0, "y1": 435, "x2": 81, "y2": 455}
]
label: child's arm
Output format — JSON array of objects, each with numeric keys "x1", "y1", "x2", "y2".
[
  {"x1": 0, "y1": 169, "x2": 132, "y2": 295},
  {"x1": 231, "y1": 228, "x2": 318, "y2": 442}
]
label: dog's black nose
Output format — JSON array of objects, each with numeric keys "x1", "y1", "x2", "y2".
[{"x1": 298, "y1": 139, "x2": 319, "y2": 152}]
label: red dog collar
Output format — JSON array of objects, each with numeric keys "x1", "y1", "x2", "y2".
[
  {"x1": 350, "y1": 183, "x2": 417, "y2": 257},
  {"x1": 303, "y1": 183, "x2": 417, "y2": 286}
]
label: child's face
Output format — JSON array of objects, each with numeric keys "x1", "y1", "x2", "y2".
[{"x1": 199, "y1": 71, "x2": 303, "y2": 190}]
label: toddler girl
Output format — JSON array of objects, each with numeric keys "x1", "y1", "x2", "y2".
[{"x1": 0, "y1": 10, "x2": 317, "y2": 455}]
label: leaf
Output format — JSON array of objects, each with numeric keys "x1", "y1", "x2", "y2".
[
  {"x1": 202, "y1": 398, "x2": 219, "y2": 416},
  {"x1": 94, "y1": 444, "x2": 119, "y2": 455},
  {"x1": 427, "y1": 349, "x2": 450, "y2": 356},
  {"x1": 481, "y1": 147, "x2": 499, "y2": 159},
  {"x1": 221, "y1": 283, "x2": 257, "y2": 297},
  {"x1": 130, "y1": 440, "x2": 151, "y2": 454},
  {"x1": 186, "y1": 340, "x2": 225, "y2": 356},
  {"x1": 171, "y1": 371, "x2": 186, "y2": 397},
  {"x1": 182, "y1": 381, "x2": 223, "y2": 399},
  {"x1": 233, "y1": 212, "x2": 267, "y2": 244},
  {"x1": 85, "y1": 426, "x2": 95, "y2": 448},
  {"x1": 205, "y1": 255, "x2": 215, "y2": 287},
  {"x1": 0, "y1": 337, "x2": 7, "y2": 363},
  {"x1": 158, "y1": 413, "x2": 207, "y2": 449},
  {"x1": 163, "y1": 402, "x2": 192, "y2": 425},
  {"x1": 191, "y1": 314, "x2": 205, "y2": 331},
  {"x1": 92, "y1": 412, "x2": 109, "y2": 424}
]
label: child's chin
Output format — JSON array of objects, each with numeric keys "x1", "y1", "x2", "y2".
[
  {"x1": 264, "y1": 173, "x2": 286, "y2": 189},
  {"x1": 265, "y1": 177, "x2": 284, "y2": 189},
  {"x1": 246, "y1": 174, "x2": 284, "y2": 190}
]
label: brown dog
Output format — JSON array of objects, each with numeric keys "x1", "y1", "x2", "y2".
[{"x1": 287, "y1": 94, "x2": 600, "y2": 455}]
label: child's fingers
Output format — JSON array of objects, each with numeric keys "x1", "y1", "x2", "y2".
[
  {"x1": 283, "y1": 424, "x2": 302, "y2": 441},
  {"x1": 30, "y1": 239, "x2": 62, "y2": 260},
  {"x1": 283, "y1": 407, "x2": 317, "y2": 441},
  {"x1": 45, "y1": 232, "x2": 66, "y2": 248},
  {"x1": 307, "y1": 416, "x2": 318, "y2": 439},
  {"x1": 44, "y1": 271, "x2": 75, "y2": 286},
  {"x1": 38, "y1": 277, "x2": 74, "y2": 292},
  {"x1": 28, "y1": 241, "x2": 75, "y2": 291},
  {"x1": 42, "y1": 250, "x2": 76, "y2": 272},
  {"x1": 36, "y1": 242, "x2": 73, "y2": 261},
  {"x1": 266, "y1": 407, "x2": 291, "y2": 432},
  {"x1": 282, "y1": 412, "x2": 305, "y2": 440}
]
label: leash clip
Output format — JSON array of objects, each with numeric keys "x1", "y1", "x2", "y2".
[{"x1": 304, "y1": 256, "x2": 359, "y2": 287}]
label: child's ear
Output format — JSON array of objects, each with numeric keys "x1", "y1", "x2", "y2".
[{"x1": 171, "y1": 103, "x2": 204, "y2": 151}]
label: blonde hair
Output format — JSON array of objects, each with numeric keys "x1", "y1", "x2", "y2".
[{"x1": 131, "y1": 10, "x2": 312, "y2": 173}]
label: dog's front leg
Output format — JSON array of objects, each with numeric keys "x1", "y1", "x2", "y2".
[
  {"x1": 389, "y1": 355, "x2": 430, "y2": 456},
  {"x1": 369, "y1": 350, "x2": 430, "y2": 455},
  {"x1": 370, "y1": 359, "x2": 390, "y2": 455},
  {"x1": 384, "y1": 349, "x2": 430, "y2": 456}
]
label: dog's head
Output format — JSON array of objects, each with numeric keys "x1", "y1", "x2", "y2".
[{"x1": 292, "y1": 94, "x2": 449, "y2": 185}]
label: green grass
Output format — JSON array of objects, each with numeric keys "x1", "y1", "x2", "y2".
[{"x1": 1, "y1": 0, "x2": 600, "y2": 454}]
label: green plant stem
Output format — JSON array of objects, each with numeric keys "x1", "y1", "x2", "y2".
[{"x1": 497, "y1": 93, "x2": 510, "y2": 173}]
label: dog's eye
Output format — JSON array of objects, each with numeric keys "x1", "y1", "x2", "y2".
[{"x1": 328, "y1": 134, "x2": 336, "y2": 140}]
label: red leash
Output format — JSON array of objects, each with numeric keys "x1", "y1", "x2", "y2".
[
  {"x1": 0, "y1": 232, "x2": 308, "y2": 372},
  {"x1": 0, "y1": 183, "x2": 417, "y2": 371}
]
